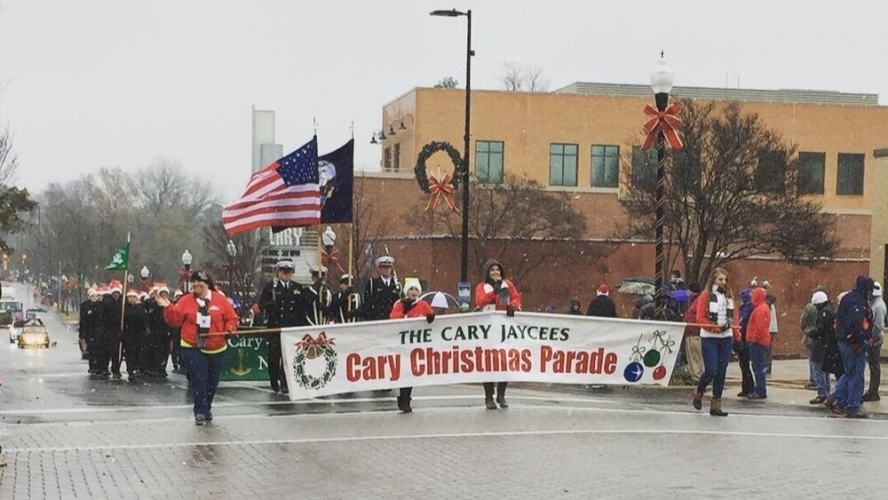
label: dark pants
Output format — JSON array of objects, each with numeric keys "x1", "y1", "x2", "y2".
[
  {"x1": 736, "y1": 344, "x2": 754, "y2": 395},
  {"x1": 183, "y1": 347, "x2": 226, "y2": 418},
  {"x1": 108, "y1": 335, "x2": 124, "y2": 376},
  {"x1": 92, "y1": 333, "x2": 112, "y2": 374},
  {"x1": 866, "y1": 342, "x2": 882, "y2": 397},
  {"x1": 484, "y1": 382, "x2": 507, "y2": 399},
  {"x1": 399, "y1": 387, "x2": 413, "y2": 400},
  {"x1": 85, "y1": 335, "x2": 98, "y2": 373},
  {"x1": 267, "y1": 334, "x2": 288, "y2": 392},
  {"x1": 749, "y1": 343, "x2": 769, "y2": 397},
  {"x1": 144, "y1": 334, "x2": 169, "y2": 376},
  {"x1": 697, "y1": 337, "x2": 733, "y2": 399},
  {"x1": 122, "y1": 334, "x2": 143, "y2": 376}
]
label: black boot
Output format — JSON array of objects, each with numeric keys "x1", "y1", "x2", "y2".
[
  {"x1": 484, "y1": 382, "x2": 497, "y2": 410},
  {"x1": 496, "y1": 382, "x2": 509, "y2": 409}
]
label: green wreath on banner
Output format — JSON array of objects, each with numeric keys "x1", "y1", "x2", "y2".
[
  {"x1": 293, "y1": 346, "x2": 338, "y2": 391},
  {"x1": 414, "y1": 141, "x2": 463, "y2": 193}
]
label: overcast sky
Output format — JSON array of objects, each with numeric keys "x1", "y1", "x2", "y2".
[{"x1": 1, "y1": 0, "x2": 886, "y2": 203}]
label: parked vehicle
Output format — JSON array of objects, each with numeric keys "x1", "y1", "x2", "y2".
[{"x1": 17, "y1": 323, "x2": 50, "y2": 349}]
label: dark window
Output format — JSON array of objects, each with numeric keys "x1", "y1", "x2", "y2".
[
  {"x1": 591, "y1": 145, "x2": 619, "y2": 188},
  {"x1": 631, "y1": 146, "x2": 657, "y2": 189},
  {"x1": 549, "y1": 143, "x2": 578, "y2": 187},
  {"x1": 476, "y1": 141, "x2": 504, "y2": 183},
  {"x1": 798, "y1": 152, "x2": 825, "y2": 195},
  {"x1": 755, "y1": 150, "x2": 785, "y2": 194},
  {"x1": 837, "y1": 153, "x2": 865, "y2": 195},
  {"x1": 383, "y1": 147, "x2": 392, "y2": 171},
  {"x1": 393, "y1": 144, "x2": 401, "y2": 172}
]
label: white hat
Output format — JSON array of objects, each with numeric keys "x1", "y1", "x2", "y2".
[
  {"x1": 340, "y1": 274, "x2": 352, "y2": 283},
  {"x1": 874, "y1": 281, "x2": 883, "y2": 297},
  {"x1": 276, "y1": 260, "x2": 295, "y2": 271},
  {"x1": 87, "y1": 288, "x2": 97, "y2": 297},
  {"x1": 308, "y1": 263, "x2": 328, "y2": 274},
  {"x1": 811, "y1": 291, "x2": 828, "y2": 305},
  {"x1": 376, "y1": 256, "x2": 394, "y2": 267},
  {"x1": 126, "y1": 289, "x2": 139, "y2": 298},
  {"x1": 173, "y1": 289, "x2": 184, "y2": 298},
  {"x1": 403, "y1": 277, "x2": 422, "y2": 295}
]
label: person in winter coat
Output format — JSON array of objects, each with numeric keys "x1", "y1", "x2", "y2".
[
  {"x1": 475, "y1": 259, "x2": 521, "y2": 410},
  {"x1": 586, "y1": 284, "x2": 617, "y2": 318},
  {"x1": 827, "y1": 276, "x2": 874, "y2": 418},
  {"x1": 633, "y1": 294, "x2": 655, "y2": 320},
  {"x1": 735, "y1": 287, "x2": 755, "y2": 398},
  {"x1": 746, "y1": 287, "x2": 772, "y2": 399},
  {"x1": 692, "y1": 268, "x2": 740, "y2": 417},
  {"x1": 800, "y1": 286, "x2": 828, "y2": 389},
  {"x1": 809, "y1": 291, "x2": 837, "y2": 404},
  {"x1": 567, "y1": 297, "x2": 583, "y2": 315},
  {"x1": 389, "y1": 278, "x2": 435, "y2": 413},
  {"x1": 122, "y1": 290, "x2": 148, "y2": 381},
  {"x1": 682, "y1": 283, "x2": 704, "y2": 382},
  {"x1": 160, "y1": 271, "x2": 239, "y2": 426},
  {"x1": 863, "y1": 281, "x2": 886, "y2": 402}
]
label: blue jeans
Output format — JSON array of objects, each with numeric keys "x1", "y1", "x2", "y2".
[
  {"x1": 806, "y1": 345, "x2": 817, "y2": 385},
  {"x1": 183, "y1": 347, "x2": 227, "y2": 418},
  {"x1": 697, "y1": 337, "x2": 733, "y2": 399},
  {"x1": 830, "y1": 341, "x2": 867, "y2": 413},
  {"x1": 749, "y1": 343, "x2": 769, "y2": 396},
  {"x1": 809, "y1": 348, "x2": 831, "y2": 398}
]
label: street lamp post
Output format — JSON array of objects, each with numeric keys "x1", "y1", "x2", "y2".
[
  {"x1": 650, "y1": 54, "x2": 674, "y2": 320},
  {"x1": 226, "y1": 240, "x2": 237, "y2": 298},
  {"x1": 181, "y1": 250, "x2": 193, "y2": 293},
  {"x1": 430, "y1": 8, "x2": 473, "y2": 286},
  {"x1": 140, "y1": 265, "x2": 150, "y2": 291}
]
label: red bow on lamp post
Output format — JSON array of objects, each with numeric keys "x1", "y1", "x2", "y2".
[
  {"x1": 425, "y1": 172, "x2": 460, "y2": 212},
  {"x1": 641, "y1": 102, "x2": 683, "y2": 151},
  {"x1": 321, "y1": 248, "x2": 345, "y2": 274}
]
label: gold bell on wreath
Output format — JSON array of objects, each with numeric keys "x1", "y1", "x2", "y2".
[{"x1": 306, "y1": 345, "x2": 323, "y2": 360}]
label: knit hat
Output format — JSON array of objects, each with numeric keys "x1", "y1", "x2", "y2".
[
  {"x1": 811, "y1": 291, "x2": 828, "y2": 305},
  {"x1": 597, "y1": 284, "x2": 609, "y2": 296},
  {"x1": 109, "y1": 280, "x2": 123, "y2": 295},
  {"x1": 874, "y1": 281, "x2": 883, "y2": 297},
  {"x1": 173, "y1": 289, "x2": 184, "y2": 298},
  {"x1": 87, "y1": 288, "x2": 97, "y2": 297},
  {"x1": 403, "y1": 277, "x2": 422, "y2": 295}
]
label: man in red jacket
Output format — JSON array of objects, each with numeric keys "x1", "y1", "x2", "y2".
[
  {"x1": 746, "y1": 287, "x2": 772, "y2": 399},
  {"x1": 159, "y1": 271, "x2": 239, "y2": 425}
]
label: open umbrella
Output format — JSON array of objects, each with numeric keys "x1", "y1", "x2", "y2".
[
  {"x1": 616, "y1": 277, "x2": 656, "y2": 296},
  {"x1": 419, "y1": 291, "x2": 460, "y2": 309}
]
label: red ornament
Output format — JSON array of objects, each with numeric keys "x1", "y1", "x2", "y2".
[
  {"x1": 653, "y1": 365, "x2": 667, "y2": 381},
  {"x1": 425, "y1": 172, "x2": 460, "y2": 212},
  {"x1": 641, "y1": 102, "x2": 683, "y2": 151}
]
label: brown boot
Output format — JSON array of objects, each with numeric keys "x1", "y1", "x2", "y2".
[
  {"x1": 710, "y1": 398, "x2": 728, "y2": 417},
  {"x1": 692, "y1": 389, "x2": 703, "y2": 410}
]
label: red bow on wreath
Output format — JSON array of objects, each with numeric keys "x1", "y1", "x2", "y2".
[
  {"x1": 425, "y1": 173, "x2": 460, "y2": 212},
  {"x1": 296, "y1": 332, "x2": 335, "y2": 350},
  {"x1": 321, "y1": 248, "x2": 345, "y2": 274},
  {"x1": 641, "y1": 102, "x2": 683, "y2": 151}
]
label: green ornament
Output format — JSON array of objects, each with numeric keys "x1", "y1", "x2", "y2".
[{"x1": 643, "y1": 349, "x2": 661, "y2": 367}]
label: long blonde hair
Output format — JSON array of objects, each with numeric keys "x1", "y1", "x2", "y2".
[{"x1": 706, "y1": 267, "x2": 733, "y2": 301}]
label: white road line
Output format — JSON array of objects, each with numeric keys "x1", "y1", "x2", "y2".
[{"x1": 8, "y1": 427, "x2": 888, "y2": 454}]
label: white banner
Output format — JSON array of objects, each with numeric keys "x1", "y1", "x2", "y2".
[{"x1": 281, "y1": 311, "x2": 684, "y2": 400}]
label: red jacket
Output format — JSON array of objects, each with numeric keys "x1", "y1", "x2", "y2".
[
  {"x1": 683, "y1": 293, "x2": 701, "y2": 337},
  {"x1": 695, "y1": 289, "x2": 741, "y2": 340},
  {"x1": 475, "y1": 279, "x2": 522, "y2": 311},
  {"x1": 746, "y1": 288, "x2": 772, "y2": 347},
  {"x1": 390, "y1": 299, "x2": 433, "y2": 319},
  {"x1": 164, "y1": 292, "x2": 239, "y2": 351}
]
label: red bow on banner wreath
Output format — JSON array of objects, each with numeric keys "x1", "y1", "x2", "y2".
[
  {"x1": 321, "y1": 248, "x2": 345, "y2": 274},
  {"x1": 425, "y1": 172, "x2": 460, "y2": 212},
  {"x1": 296, "y1": 332, "x2": 335, "y2": 350},
  {"x1": 641, "y1": 102, "x2": 683, "y2": 151}
]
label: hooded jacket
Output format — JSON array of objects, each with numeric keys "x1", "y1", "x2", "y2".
[
  {"x1": 475, "y1": 259, "x2": 521, "y2": 311},
  {"x1": 835, "y1": 275, "x2": 874, "y2": 345},
  {"x1": 746, "y1": 288, "x2": 772, "y2": 347}
]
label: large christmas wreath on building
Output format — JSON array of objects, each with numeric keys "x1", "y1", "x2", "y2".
[{"x1": 414, "y1": 141, "x2": 463, "y2": 193}]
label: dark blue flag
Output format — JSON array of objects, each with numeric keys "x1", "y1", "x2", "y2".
[{"x1": 319, "y1": 139, "x2": 354, "y2": 224}]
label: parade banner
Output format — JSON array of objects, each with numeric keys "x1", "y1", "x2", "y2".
[
  {"x1": 281, "y1": 312, "x2": 683, "y2": 400},
  {"x1": 220, "y1": 333, "x2": 270, "y2": 381}
]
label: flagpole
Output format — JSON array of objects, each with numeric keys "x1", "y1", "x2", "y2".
[
  {"x1": 347, "y1": 224, "x2": 354, "y2": 318},
  {"x1": 117, "y1": 232, "x2": 130, "y2": 370}
]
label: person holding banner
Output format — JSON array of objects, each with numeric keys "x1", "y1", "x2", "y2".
[
  {"x1": 390, "y1": 278, "x2": 435, "y2": 413},
  {"x1": 258, "y1": 260, "x2": 310, "y2": 395},
  {"x1": 159, "y1": 271, "x2": 238, "y2": 426},
  {"x1": 362, "y1": 256, "x2": 402, "y2": 321},
  {"x1": 693, "y1": 267, "x2": 740, "y2": 417},
  {"x1": 475, "y1": 259, "x2": 522, "y2": 410}
]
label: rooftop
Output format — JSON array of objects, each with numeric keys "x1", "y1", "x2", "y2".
[{"x1": 554, "y1": 82, "x2": 880, "y2": 107}]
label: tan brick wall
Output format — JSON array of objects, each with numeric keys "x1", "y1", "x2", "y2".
[{"x1": 869, "y1": 151, "x2": 888, "y2": 282}]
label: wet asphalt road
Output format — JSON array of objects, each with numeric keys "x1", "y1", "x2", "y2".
[{"x1": 1, "y1": 283, "x2": 887, "y2": 499}]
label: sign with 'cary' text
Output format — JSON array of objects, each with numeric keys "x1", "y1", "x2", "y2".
[{"x1": 280, "y1": 312, "x2": 684, "y2": 400}]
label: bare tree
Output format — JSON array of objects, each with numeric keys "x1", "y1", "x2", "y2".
[
  {"x1": 0, "y1": 128, "x2": 36, "y2": 253},
  {"x1": 433, "y1": 76, "x2": 459, "y2": 89},
  {"x1": 619, "y1": 99, "x2": 839, "y2": 286},
  {"x1": 407, "y1": 175, "x2": 588, "y2": 282},
  {"x1": 0, "y1": 127, "x2": 18, "y2": 185},
  {"x1": 201, "y1": 220, "x2": 262, "y2": 303},
  {"x1": 498, "y1": 62, "x2": 550, "y2": 92},
  {"x1": 352, "y1": 175, "x2": 389, "y2": 286}
]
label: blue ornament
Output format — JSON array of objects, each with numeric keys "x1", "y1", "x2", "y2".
[{"x1": 623, "y1": 362, "x2": 644, "y2": 383}]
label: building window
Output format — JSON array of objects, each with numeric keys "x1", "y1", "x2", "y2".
[
  {"x1": 549, "y1": 143, "x2": 578, "y2": 187},
  {"x1": 755, "y1": 150, "x2": 786, "y2": 194},
  {"x1": 631, "y1": 146, "x2": 657, "y2": 189},
  {"x1": 476, "y1": 141, "x2": 504, "y2": 183},
  {"x1": 383, "y1": 147, "x2": 392, "y2": 171},
  {"x1": 798, "y1": 152, "x2": 825, "y2": 195},
  {"x1": 837, "y1": 153, "x2": 865, "y2": 195},
  {"x1": 591, "y1": 145, "x2": 619, "y2": 188},
  {"x1": 393, "y1": 143, "x2": 401, "y2": 172}
]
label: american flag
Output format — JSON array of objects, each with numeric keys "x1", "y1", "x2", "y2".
[{"x1": 223, "y1": 137, "x2": 321, "y2": 235}]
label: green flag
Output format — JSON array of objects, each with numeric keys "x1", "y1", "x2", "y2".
[{"x1": 104, "y1": 243, "x2": 129, "y2": 270}]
